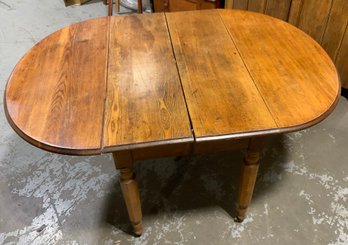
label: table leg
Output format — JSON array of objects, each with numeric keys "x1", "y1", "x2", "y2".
[
  {"x1": 236, "y1": 137, "x2": 266, "y2": 222},
  {"x1": 112, "y1": 151, "x2": 143, "y2": 236}
]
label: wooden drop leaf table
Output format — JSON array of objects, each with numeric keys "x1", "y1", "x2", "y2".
[{"x1": 4, "y1": 9, "x2": 340, "y2": 236}]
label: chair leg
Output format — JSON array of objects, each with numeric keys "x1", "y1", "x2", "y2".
[
  {"x1": 108, "y1": 0, "x2": 113, "y2": 16},
  {"x1": 138, "y1": 0, "x2": 142, "y2": 13},
  {"x1": 236, "y1": 137, "x2": 266, "y2": 222},
  {"x1": 116, "y1": 0, "x2": 120, "y2": 12},
  {"x1": 113, "y1": 151, "x2": 143, "y2": 236}
]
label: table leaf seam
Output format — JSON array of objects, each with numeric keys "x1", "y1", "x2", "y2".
[{"x1": 218, "y1": 9, "x2": 280, "y2": 129}]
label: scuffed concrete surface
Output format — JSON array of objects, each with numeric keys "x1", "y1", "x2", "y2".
[{"x1": 0, "y1": 1, "x2": 347, "y2": 244}]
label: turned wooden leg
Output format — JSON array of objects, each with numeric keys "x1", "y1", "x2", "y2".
[
  {"x1": 236, "y1": 137, "x2": 266, "y2": 222},
  {"x1": 113, "y1": 151, "x2": 143, "y2": 236}
]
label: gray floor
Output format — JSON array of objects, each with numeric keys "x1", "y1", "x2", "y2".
[{"x1": 1, "y1": 1, "x2": 348, "y2": 244}]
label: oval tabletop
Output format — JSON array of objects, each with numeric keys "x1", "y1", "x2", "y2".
[{"x1": 4, "y1": 9, "x2": 340, "y2": 155}]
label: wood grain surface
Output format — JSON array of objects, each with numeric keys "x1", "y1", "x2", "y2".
[
  {"x1": 225, "y1": 0, "x2": 348, "y2": 88},
  {"x1": 103, "y1": 13, "x2": 193, "y2": 151},
  {"x1": 248, "y1": 0, "x2": 266, "y2": 13},
  {"x1": 264, "y1": 0, "x2": 292, "y2": 21},
  {"x1": 4, "y1": 10, "x2": 340, "y2": 155},
  {"x1": 287, "y1": 0, "x2": 303, "y2": 26},
  {"x1": 321, "y1": 0, "x2": 348, "y2": 61},
  {"x1": 233, "y1": 0, "x2": 248, "y2": 10},
  {"x1": 5, "y1": 18, "x2": 109, "y2": 155},
  {"x1": 166, "y1": 10, "x2": 277, "y2": 140},
  {"x1": 335, "y1": 27, "x2": 348, "y2": 91},
  {"x1": 296, "y1": 0, "x2": 333, "y2": 43},
  {"x1": 220, "y1": 9, "x2": 340, "y2": 129}
]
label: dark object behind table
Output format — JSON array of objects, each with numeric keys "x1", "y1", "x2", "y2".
[{"x1": 64, "y1": 0, "x2": 91, "y2": 6}]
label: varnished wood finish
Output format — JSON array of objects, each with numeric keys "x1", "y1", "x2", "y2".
[
  {"x1": 294, "y1": 0, "x2": 348, "y2": 88},
  {"x1": 103, "y1": 13, "x2": 193, "y2": 152},
  {"x1": 225, "y1": 0, "x2": 348, "y2": 88},
  {"x1": 4, "y1": 10, "x2": 341, "y2": 235},
  {"x1": 166, "y1": 10, "x2": 277, "y2": 140},
  {"x1": 132, "y1": 142, "x2": 191, "y2": 161},
  {"x1": 113, "y1": 151, "x2": 143, "y2": 235},
  {"x1": 193, "y1": 138, "x2": 248, "y2": 154},
  {"x1": 4, "y1": 10, "x2": 340, "y2": 154},
  {"x1": 5, "y1": 18, "x2": 108, "y2": 155},
  {"x1": 220, "y1": 9, "x2": 340, "y2": 129},
  {"x1": 236, "y1": 137, "x2": 266, "y2": 221}
]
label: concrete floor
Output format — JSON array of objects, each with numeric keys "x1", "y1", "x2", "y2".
[{"x1": 0, "y1": 1, "x2": 348, "y2": 244}]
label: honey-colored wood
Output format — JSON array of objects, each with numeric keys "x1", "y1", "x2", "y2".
[
  {"x1": 113, "y1": 151, "x2": 143, "y2": 235},
  {"x1": 4, "y1": 18, "x2": 108, "y2": 155},
  {"x1": 193, "y1": 138, "x2": 248, "y2": 154},
  {"x1": 4, "y1": 10, "x2": 341, "y2": 235},
  {"x1": 236, "y1": 137, "x2": 266, "y2": 221},
  {"x1": 224, "y1": 0, "x2": 348, "y2": 88},
  {"x1": 132, "y1": 142, "x2": 191, "y2": 160},
  {"x1": 220, "y1": 9, "x2": 340, "y2": 130},
  {"x1": 166, "y1": 10, "x2": 277, "y2": 141},
  {"x1": 103, "y1": 14, "x2": 193, "y2": 151},
  {"x1": 4, "y1": 10, "x2": 340, "y2": 154}
]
